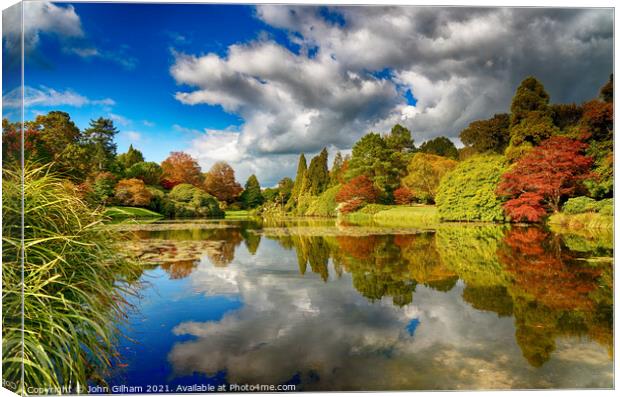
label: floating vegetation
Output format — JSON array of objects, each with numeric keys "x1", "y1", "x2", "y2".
[
  {"x1": 108, "y1": 222, "x2": 237, "y2": 232},
  {"x1": 119, "y1": 239, "x2": 229, "y2": 266}
]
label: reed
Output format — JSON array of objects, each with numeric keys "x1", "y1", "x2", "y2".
[{"x1": 2, "y1": 164, "x2": 142, "y2": 394}]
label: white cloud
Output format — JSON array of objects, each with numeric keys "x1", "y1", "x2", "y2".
[
  {"x1": 143, "y1": 120, "x2": 156, "y2": 127},
  {"x1": 2, "y1": 2, "x2": 84, "y2": 54},
  {"x1": 170, "y1": 6, "x2": 612, "y2": 185},
  {"x1": 108, "y1": 113, "x2": 131, "y2": 127},
  {"x1": 123, "y1": 131, "x2": 142, "y2": 143},
  {"x1": 2, "y1": 85, "x2": 115, "y2": 109}
]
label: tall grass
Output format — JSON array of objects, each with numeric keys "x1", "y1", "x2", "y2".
[{"x1": 2, "y1": 164, "x2": 142, "y2": 394}]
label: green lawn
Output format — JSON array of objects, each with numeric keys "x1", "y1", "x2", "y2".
[
  {"x1": 225, "y1": 210, "x2": 252, "y2": 218},
  {"x1": 346, "y1": 205, "x2": 439, "y2": 228},
  {"x1": 104, "y1": 206, "x2": 163, "y2": 219}
]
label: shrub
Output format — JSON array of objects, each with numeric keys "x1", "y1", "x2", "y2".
[
  {"x1": 305, "y1": 185, "x2": 340, "y2": 217},
  {"x1": 393, "y1": 186, "x2": 414, "y2": 205},
  {"x1": 436, "y1": 154, "x2": 508, "y2": 222},
  {"x1": 168, "y1": 183, "x2": 198, "y2": 202},
  {"x1": 114, "y1": 178, "x2": 152, "y2": 207},
  {"x1": 90, "y1": 171, "x2": 117, "y2": 205},
  {"x1": 2, "y1": 164, "x2": 141, "y2": 392},
  {"x1": 562, "y1": 196, "x2": 597, "y2": 214},
  {"x1": 165, "y1": 183, "x2": 223, "y2": 218},
  {"x1": 402, "y1": 153, "x2": 457, "y2": 203}
]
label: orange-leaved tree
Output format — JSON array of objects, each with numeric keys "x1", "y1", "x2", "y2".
[
  {"x1": 336, "y1": 175, "x2": 378, "y2": 213},
  {"x1": 497, "y1": 136, "x2": 593, "y2": 222},
  {"x1": 203, "y1": 161, "x2": 243, "y2": 203},
  {"x1": 160, "y1": 151, "x2": 202, "y2": 189}
]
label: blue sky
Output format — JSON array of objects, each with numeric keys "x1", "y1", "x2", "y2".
[{"x1": 2, "y1": 2, "x2": 613, "y2": 185}]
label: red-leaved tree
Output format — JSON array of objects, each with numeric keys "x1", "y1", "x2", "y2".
[
  {"x1": 497, "y1": 136, "x2": 593, "y2": 222},
  {"x1": 160, "y1": 151, "x2": 203, "y2": 189},
  {"x1": 336, "y1": 175, "x2": 378, "y2": 213},
  {"x1": 393, "y1": 186, "x2": 414, "y2": 205}
]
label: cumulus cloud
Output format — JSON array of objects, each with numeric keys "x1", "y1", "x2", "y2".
[
  {"x1": 171, "y1": 6, "x2": 612, "y2": 185},
  {"x1": 2, "y1": 2, "x2": 83, "y2": 55},
  {"x1": 2, "y1": 85, "x2": 115, "y2": 109}
]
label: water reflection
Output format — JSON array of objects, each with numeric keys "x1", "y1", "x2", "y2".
[{"x1": 113, "y1": 220, "x2": 613, "y2": 390}]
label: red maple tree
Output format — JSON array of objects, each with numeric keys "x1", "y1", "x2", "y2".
[
  {"x1": 497, "y1": 136, "x2": 593, "y2": 222},
  {"x1": 336, "y1": 175, "x2": 378, "y2": 213},
  {"x1": 393, "y1": 186, "x2": 414, "y2": 205},
  {"x1": 160, "y1": 151, "x2": 203, "y2": 189}
]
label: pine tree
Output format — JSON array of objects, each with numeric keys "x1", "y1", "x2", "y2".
[
  {"x1": 241, "y1": 174, "x2": 264, "y2": 209},
  {"x1": 83, "y1": 117, "x2": 118, "y2": 172},
  {"x1": 329, "y1": 151, "x2": 344, "y2": 186},
  {"x1": 117, "y1": 144, "x2": 145, "y2": 170}
]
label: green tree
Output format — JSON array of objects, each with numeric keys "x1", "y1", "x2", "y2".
[
  {"x1": 277, "y1": 177, "x2": 294, "y2": 204},
  {"x1": 302, "y1": 148, "x2": 329, "y2": 196},
  {"x1": 435, "y1": 154, "x2": 508, "y2": 221},
  {"x1": 346, "y1": 133, "x2": 396, "y2": 199},
  {"x1": 117, "y1": 144, "x2": 145, "y2": 170},
  {"x1": 510, "y1": 76, "x2": 551, "y2": 126},
  {"x1": 600, "y1": 74, "x2": 613, "y2": 103},
  {"x1": 459, "y1": 113, "x2": 510, "y2": 154},
  {"x1": 385, "y1": 124, "x2": 415, "y2": 153},
  {"x1": 290, "y1": 153, "x2": 307, "y2": 200},
  {"x1": 241, "y1": 174, "x2": 264, "y2": 209},
  {"x1": 329, "y1": 151, "x2": 345, "y2": 186},
  {"x1": 419, "y1": 136, "x2": 458, "y2": 159},
  {"x1": 125, "y1": 161, "x2": 163, "y2": 185},
  {"x1": 83, "y1": 117, "x2": 118, "y2": 172}
]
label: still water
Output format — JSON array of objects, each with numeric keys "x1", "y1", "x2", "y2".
[{"x1": 104, "y1": 219, "x2": 613, "y2": 391}]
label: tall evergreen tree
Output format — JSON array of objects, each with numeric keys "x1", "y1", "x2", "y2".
[
  {"x1": 83, "y1": 117, "x2": 118, "y2": 172},
  {"x1": 290, "y1": 153, "x2": 307, "y2": 200},
  {"x1": 329, "y1": 151, "x2": 344, "y2": 186},
  {"x1": 302, "y1": 148, "x2": 329, "y2": 195},
  {"x1": 241, "y1": 174, "x2": 264, "y2": 209}
]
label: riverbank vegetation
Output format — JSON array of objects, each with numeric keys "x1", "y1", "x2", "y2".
[{"x1": 2, "y1": 165, "x2": 142, "y2": 393}]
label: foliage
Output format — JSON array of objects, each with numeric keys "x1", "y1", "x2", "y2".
[
  {"x1": 419, "y1": 136, "x2": 458, "y2": 159},
  {"x1": 336, "y1": 175, "x2": 379, "y2": 213},
  {"x1": 125, "y1": 161, "x2": 163, "y2": 185},
  {"x1": 509, "y1": 76, "x2": 551, "y2": 126},
  {"x1": 393, "y1": 186, "x2": 414, "y2": 205},
  {"x1": 160, "y1": 151, "x2": 202, "y2": 189},
  {"x1": 114, "y1": 178, "x2": 153, "y2": 207},
  {"x1": 305, "y1": 185, "x2": 340, "y2": 217},
  {"x1": 2, "y1": 164, "x2": 141, "y2": 392},
  {"x1": 90, "y1": 171, "x2": 117, "y2": 205},
  {"x1": 459, "y1": 113, "x2": 510, "y2": 154},
  {"x1": 551, "y1": 103, "x2": 583, "y2": 132},
  {"x1": 436, "y1": 154, "x2": 508, "y2": 222},
  {"x1": 203, "y1": 161, "x2": 243, "y2": 203},
  {"x1": 116, "y1": 144, "x2": 144, "y2": 171},
  {"x1": 402, "y1": 152, "x2": 457, "y2": 203},
  {"x1": 508, "y1": 110, "x2": 559, "y2": 148},
  {"x1": 289, "y1": 153, "x2": 307, "y2": 202},
  {"x1": 301, "y1": 148, "x2": 330, "y2": 196},
  {"x1": 329, "y1": 151, "x2": 345, "y2": 186},
  {"x1": 240, "y1": 174, "x2": 264, "y2": 209},
  {"x1": 561, "y1": 196, "x2": 598, "y2": 214},
  {"x1": 277, "y1": 177, "x2": 294, "y2": 203},
  {"x1": 600, "y1": 74, "x2": 613, "y2": 103},
  {"x1": 165, "y1": 183, "x2": 223, "y2": 218},
  {"x1": 83, "y1": 117, "x2": 118, "y2": 172},
  {"x1": 580, "y1": 100, "x2": 613, "y2": 141},
  {"x1": 497, "y1": 136, "x2": 593, "y2": 222}
]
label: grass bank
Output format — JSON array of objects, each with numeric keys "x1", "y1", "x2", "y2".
[
  {"x1": 548, "y1": 212, "x2": 613, "y2": 231},
  {"x1": 104, "y1": 206, "x2": 163, "y2": 219},
  {"x1": 345, "y1": 205, "x2": 439, "y2": 228},
  {"x1": 225, "y1": 210, "x2": 254, "y2": 218}
]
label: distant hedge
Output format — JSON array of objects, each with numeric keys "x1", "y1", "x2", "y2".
[
  {"x1": 436, "y1": 154, "x2": 508, "y2": 222},
  {"x1": 562, "y1": 196, "x2": 613, "y2": 216}
]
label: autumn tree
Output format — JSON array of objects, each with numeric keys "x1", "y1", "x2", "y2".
[
  {"x1": 600, "y1": 74, "x2": 613, "y2": 103},
  {"x1": 160, "y1": 151, "x2": 202, "y2": 189},
  {"x1": 336, "y1": 175, "x2": 379, "y2": 213},
  {"x1": 393, "y1": 186, "x2": 414, "y2": 205},
  {"x1": 459, "y1": 113, "x2": 510, "y2": 154},
  {"x1": 240, "y1": 174, "x2": 264, "y2": 209},
  {"x1": 203, "y1": 161, "x2": 243, "y2": 203},
  {"x1": 114, "y1": 178, "x2": 153, "y2": 207},
  {"x1": 402, "y1": 153, "x2": 457, "y2": 203},
  {"x1": 497, "y1": 136, "x2": 594, "y2": 222},
  {"x1": 83, "y1": 117, "x2": 118, "y2": 172},
  {"x1": 419, "y1": 136, "x2": 458, "y2": 159},
  {"x1": 117, "y1": 144, "x2": 145, "y2": 170}
]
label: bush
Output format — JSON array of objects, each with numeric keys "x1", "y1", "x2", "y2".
[
  {"x1": 164, "y1": 183, "x2": 223, "y2": 218},
  {"x1": 125, "y1": 161, "x2": 163, "y2": 185},
  {"x1": 393, "y1": 186, "x2": 414, "y2": 205},
  {"x1": 2, "y1": 164, "x2": 141, "y2": 392},
  {"x1": 562, "y1": 196, "x2": 597, "y2": 214},
  {"x1": 114, "y1": 178, "x2": 152, "y2": 207},
  {"x1": 436, "y1": 154, "x2": 508, "y2": 222},
  {"x1": 562, "y1": 196, "x2": 613, "y2": 216},
  {"x1": 305, "y1": 185, "x2": 340, "y2": 217}
]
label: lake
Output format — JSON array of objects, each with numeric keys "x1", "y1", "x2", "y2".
[{"x1": 103, "y1": 218, "x2": 613, "y2": 391}]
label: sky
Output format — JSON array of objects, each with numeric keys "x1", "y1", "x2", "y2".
[{"x1": 2, "y1": 2, "x2": 614, "y2": 186}]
